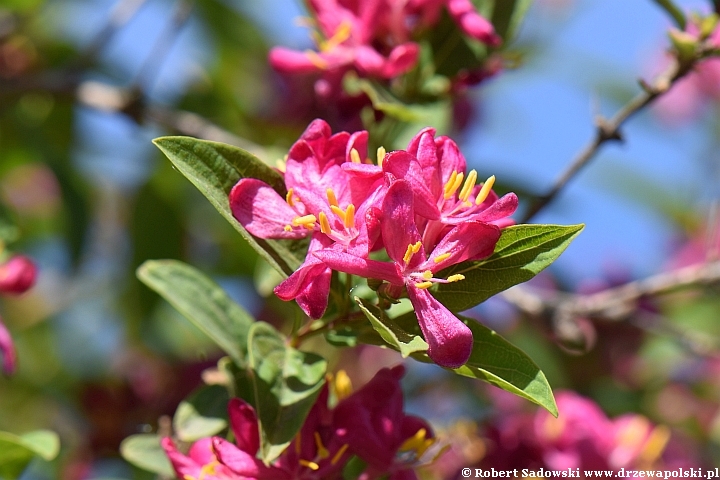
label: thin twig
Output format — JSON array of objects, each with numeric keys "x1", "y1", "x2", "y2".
[{"x1": 521, "y1": 52, "x2": 701, "y2": 223}]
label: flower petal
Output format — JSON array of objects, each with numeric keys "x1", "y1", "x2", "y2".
[
  {"x1": 229, "y1": 179, "x2": 307, "y2": 239},
  {"x1": 447, "y1": 0, "x2": 501, "y2": 46},
  {"x1": 313, "y1": 250, "x2": 402, "y2": 285},
  {"x1": 212, "y1": 437, "x2": 279, "y2": 478},
  {"x1": 474, "y1": 192, "x2": 519, "y2": 224},
  {"x1": 383, "y1": 152, "x2": 440, "y2": 220},
  {"x1": 423, "y1": 221, "x2": 500, "y2": 271},
  {"x1": 381, "y1": 180, "x2": 423, "y2": 265},
  {"x1": 228, "y1": 398, "x2": 260, "y2": 455},
  {"x1": 406, "y1": 287, "x2": 472, "y2": 368},
  {"x1": 0, "y1": 317, "x2": 16, "y2": 375}
]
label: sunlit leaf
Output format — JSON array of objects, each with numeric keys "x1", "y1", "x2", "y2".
[
  {"x1": 120, "y1": 434, "x2": 174, "y2": 477},
  {"x1": 0, "y1": 430, "x2": 60, "y2": 479},
  {"x1": 174, "y1": 385, "x2": 230, "y2": 442}
]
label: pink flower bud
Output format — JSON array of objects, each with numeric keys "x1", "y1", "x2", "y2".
[
  {"x1": 0, "y1": 317, "x2": 16, "y2": 375},
  {"x1": 0, "y1": 255, "x2": 37, "y2": 295}
]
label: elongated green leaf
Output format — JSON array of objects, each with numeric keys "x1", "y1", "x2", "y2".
[
  {"x1": 174, "y1": 385, "x2": 230, "y2": 442},
  {"x1": 0, "y1": 430, "x2": 60, "y2": 479},
  {"x1": 393, "y1": 312, "x2": 557, "y2": 415},
  {"x1": 153, "y1": 136, "x2": 303, "y2": 276},
  {"x1": 120, "y1": 434, "x2": 174, "y2": 477},
  {"x1": 490, "y1": 0, "x2": 534, "y2": 42},
  {"x1": 356, "y1": 298, "x2": 428, "y2": 357},
  {"x1": 247, "y1": 322, "x2": 327, "y2": 462},
  {"x1": 435, "y1": 224, "x2": 584, "y2": 312},
  {"x1": 137, "y1": 260, "x2": 254, "y2": 366}
]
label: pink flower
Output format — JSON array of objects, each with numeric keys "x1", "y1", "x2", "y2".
[
  {"x1": 315, "y1": 180, "x2": 500, "y2": 367},
  {"x1": 0, "y1": 316, "x2": 17, "y2": 375},
  {"x1": 0, "y1": 255, "x2": 37, "y2": 295},
  {"x1": 162, "y1": 437, "x2": 238, "y2": 480},
  {"x1": 229, "y1": 119, "x2": 384, "y2": 318},
  {"x1": 406, "y1": 0, "x2": 501, "y2": 46},
  {"x1": 334, "y1": 365, "x2": 436, "y2": 479}
]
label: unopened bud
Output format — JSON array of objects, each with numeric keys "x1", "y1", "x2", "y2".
[
  {"x1": 668, "y1": 29, "x2": 699, "y2": 64},
  {"x1": 0, "y1": 255, "x2": 37, "y2": 295},
  {"x1": 0, "y1": 318, "x2": 16, "y2": 375},
  {"x1": 700, "y1": 14, "x2": 719, "y2": 41}
]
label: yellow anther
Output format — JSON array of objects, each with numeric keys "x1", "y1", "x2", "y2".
[
  {"x1": 330, "y1": 205, "x2": 346, "y2": 224},
  {"x1": 319, "y1": 212, "x2": 332, "y2": 234},
  {"x1": 444, "y1": 171, "x2": 464, "y2": 200},
  {"x1": 403, "y1": 241, "x2": 422, "y2": 264},
  {"x1": 350, "y1": 148, "x2": 362, "y2": 164},
  {"x1": 299, "y1": 459, "x2": 320, "y2": 471},
  {"x1": 414, "y1": 281, "x2": 433, "y2": 289},
  {"x1": 326, "y1": 188, "x2": 339, "y2": 207},
  {"x1": 399, "y1": 428, "x2": 435, "y2": 457},
  {"x1": 344, "y1": 203, "x2": 355, "y2": 228},
  {"x1": 199, "y1": 461, "x2": 221, "y2": 479},
  {"x1": 292, "y1": 214, "x2": 317, "y2": 227},
  {"x1": 319, "y1": 20, "x2": 352, "y2": 52},
  {"x1": 434, "y1": 253, "x2": 451, "y2": 263},
  {"x1": 183, "y1": 475, "x2": 196, "y2": 480},
  {"x1": 422, "y1": 270, "x2": 433, "y2": 280},
  {"x1": 304, "y1": 223, "x2": 315, "y2": 230},
  {"x1": 443, "y1": 171, "x2": 458, "y2": 196},
  {"x1": 475, "y1": 175, "x2": 496, "y2": 205},
  {"x1": 639, "y1": 425, "x2": 670, "y2": 465},
  {"x1": 446, "y1": 274, "x2": 465, "y2": 283},
  {"x1": 458, "y1": 169, "x2": 477, "y2": 202},
  {"x1": 331, "y1": 444, "x2": 350, "y2": 465},
  {"x1": 284, "y1": 225, "x2": 293, "y2": 232},
  {"x1": 333, "y1": 370, "x2": 353, "y2": 401},
  {"x1": 314, "y1": 432, "x2": 330, "y2": 459},
  {"x1": 377, "y1": 146, "x2": 386, "y2": 166},
  {"x1": 286, "y1": 188, "x2": 295, "y2": 207}
]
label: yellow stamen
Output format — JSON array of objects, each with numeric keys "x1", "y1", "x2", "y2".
[
  {"x1": 350, "y1": 148, "x2": 362, "y2": 164},
  {"x1": 446, "y1": 274, "x2": 465, "y2": 283},
  {"x1": 292, "y1": 214, "x2": 317, "y2": 227},
  {"x1": 414, "y1": 281, "x2": 433, "y2": 289},
  {"x1": 399, "y1": 428, "x2": 435, "y2": 457},
  {"x1": 183, "y1": 475, "x2": 196, "y2": 480},
  {"x1": 475, "y1": 175, "x2": 496, "y2": 205},
  {"x1": 326, "y1": 188, "x2": 339, "y2": 207},
  {"x1": 443, "y1": 171, "x2": 458, "y2": 197},
  {"x1": 638, "y1": 425, "x2": 671, "y2": 465},
  {"x1": 286, "y1": 188, "x2": 295, "y2": 207},
  {"x1": 331, "y1": 444, "x2": 350, "y2": 465},
  {"x1": 403, "y1": 241, "x2": 422, "y2": 264},
  {"x1": 284, "y1": 225, "x2": 293, "y2": 232},
  {"x1": 304, "y1": 223, "x2": 315, "y2": 230},
  {"x1": 330, "y1": 205, "x2": 346, "y2": 224},
  {"x1": 422, "y1": 270, "x2": 433, "y2": 280},
  {"x1": 319, "y1": 20, "x2": 352, "y2": 52},
  {"x1": 434, "y1": 253, "x2": 451, "y2": 263},
  {"x1": 444, "y1": 171, "x2": 464, "y2": 200},
  {"x1": 314, "y1": 432, "x2": 330, "y2": 459},
  {"x1": 199, "y1": 461, "x2": 221, "y2": 479},
  {"x1": 319, "y1": 212, "x2": 332, "y2": 234},
  {"x1": 333, "y1": 370, "x2": 353, "y2": 401},
  {"x1": 458, "y1": 169, "x2": 477, "y2": 202},
  {"x1": 299, "y1": 459, "x2": 320, "y2": 471},
  {"x1": 377, "y1": 146, "x2": 386, "y2": 166},
  {"x1": 344, "y1": 203, "x2": 355, "y2": 228}
]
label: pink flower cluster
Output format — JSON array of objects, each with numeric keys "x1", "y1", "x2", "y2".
[
  {"x1": 0, "y1": 254, "x2": 37, "y2": 375},
  {"x1": 229, "y1": 119, "x2": 517, "y2": 368},
  {"x1": 163, "y1": 365, "x2": 437, "y2": 480},
  {"x1": 481, "y1": 391, "x2": 696, "y2": 470},
  {"x1": 269, "y1": 0, "x2": 500, "y2": 89}
]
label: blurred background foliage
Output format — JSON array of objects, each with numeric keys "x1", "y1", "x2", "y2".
[{"x1": 3, "y1": 0, "x2": 720, "y2": 477}]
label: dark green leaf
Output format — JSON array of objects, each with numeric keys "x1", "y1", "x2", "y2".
[
  {"x1": 355, "y1": 297, "x2": 428, "y2": 357},
  {"x1": 173, "y1": 385, "x2": 230, "y2": 442},
  {"x1": 393, "y1": 312, "x2": 557, "y2": 415},
  {"x1": 119, "y1": 434, "x2": 174, "y2": 477},
  {"x1": 137, "y1": 260, "x2": 254, "y2": 366},
  {"x1": 0, "y1": 430, "x2": 60, "y2": 479},
  {"x1": 435, "y1": 224, "x2": 584, "y2": 312},
  {"x1": 247, "y1": 322, "x2": 327, "y2": 462},
  {"x1": 487, "y1": 0, "x2": 534, "y2": 42},
  {"x1": 153, "y1": 136, "x2": 303, "y2": 276}
]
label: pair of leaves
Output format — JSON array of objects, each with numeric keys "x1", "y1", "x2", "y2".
[
  {"x1": 0, "y1": 430, "x2": 60, "y2": 479},
  {"x1": 356, "y1": 299, "x2": 557, "y2": 416},
  {"x1": 136, "y1": 260, "x2": 327, "y2": 465},
  {"x1": 153, "y1": 136, "x2": 303, "y2": 277}
]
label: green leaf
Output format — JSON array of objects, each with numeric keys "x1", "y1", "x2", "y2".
[
  {"x1": 355, "y1": 297, "x2": 428, "y2": 358},
  {"x1": 173, "y1": 385, "x2": 230, "y2": 442},
  {"x1": 493, "y1": 0, "x2": 533, "y2": 42},
  {"x1": 247, "y1": 322, "x2": 327, "y2": 462},
  {"x1": 393, "y1": 312, "x2": 557, "y2": 415},
  {"x1": 153, "y1": 136, "x2": 303, "y2": 276},
  {"x1": 0, "y1": 430, "x2": 60, "y2": 479},
  {"x1": 137, "y1": 260, "x2": 254, "y2": 366},
  {"x1": 435, "y1": 224, "x2": 584, "y2": 312},
  {"x1": 120, "y1": 434, "x2": 174, "y2": 477}
]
